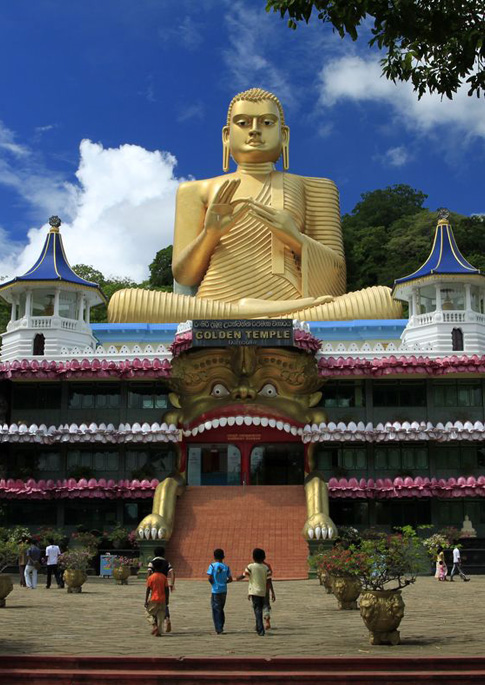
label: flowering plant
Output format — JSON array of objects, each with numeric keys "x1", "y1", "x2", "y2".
[
  {"x1": 358, "y1": 531, "x2": 422, "y2": 592},
  {"x1": 422, "y1": 533, "x2": 451, "y2": 560},
  {"x1": 316, "y1": 546, "x2": 367, "y2": 579},
  {"x1": 105, "y1": 525, "x2": 131, "y2": 547},
  {"x1": 111, "y1": 556, "x2": 140, "y2": 569},
  {"x1": 58, "y1": 548, "x2": 92, "y2": 572},
  {"x1": 71, "y1": 531, "x2": 99, "y2": 552}
]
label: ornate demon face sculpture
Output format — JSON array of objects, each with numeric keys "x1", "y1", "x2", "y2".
[{"x1": 164, "y1": 346, "x2": 326, "y2": 430}]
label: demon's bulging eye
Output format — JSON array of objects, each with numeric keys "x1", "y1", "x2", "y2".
[
  {"x1": 211, "y1": 383, "x2": 230, "y2": 398},
  {"x1": 258, "y1": 383, "x2": 278, "y2": 397}
]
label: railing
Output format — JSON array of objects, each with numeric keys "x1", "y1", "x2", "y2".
[
  {"x1": 61, "y1": 318, "x2": 79, "y2": 330},
  {"x1": 30, "y1": 316, "x2": 52, "y2": 329},
  {"x1": 413, "y1": 312, "x2": 434, "y2": 326},
  {"x1": 443, "y1": 311, "x2": 466, "y2": 323}
]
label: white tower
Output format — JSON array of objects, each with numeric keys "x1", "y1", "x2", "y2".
[
  {"x1": 393, "y1": 209, "x2": 485, "y2": 355},
  {"x1": 0, "y1": 216, "x2": 106, "y2": 361}
]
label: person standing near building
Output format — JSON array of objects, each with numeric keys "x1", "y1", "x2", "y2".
[
  {"x1": 450, "y1": 546, "x2": 470, "y2": 582},
  {"x1": 18, "y1": 536, "x2": 29, "y2": 587},
  {"x1": 237, "y1": 548, "x2": 272, "y2": 636},
  {"x1": 45, "y1": 538, "x2": 64, "y2": 589},
  {"x1": 207, "y1": 548, "x2": 232, "y2": 635},
  {"x1": 144, "y1": 558, "x2": 168, "y2": 637},
  {"x1": 147, "y1": 546, "x2": 175, "y2": 632},
  {"x1": 24, "y1": 538, "x2": 41, "y2": 589}
]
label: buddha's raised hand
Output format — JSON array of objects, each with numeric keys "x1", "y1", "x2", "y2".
[
  {"x1": 248, "y1": 200, "x2": 302, "y2": 253},
  {"x1": 204, "y1": 179, "x2": 249, "y2": 240}
]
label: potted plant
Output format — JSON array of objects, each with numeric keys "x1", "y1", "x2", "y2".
[
  {"x1": 0, "y1": 538, "x2": 18, "y2": 606},
  {"x1": 318, "y1": 546, "x2": 366, "y2": 609},
  {"x1": 69, "y1": 529, "x2": 100, "y2": 554},
  {"x1": 105, "y1": 525, "x2": 131, "y2": 550},
  {"x1": 58, "y1": 548, "x2": 92, "y2": 593},
  {"x1": 111, "y1": 556, "x2": 139, "y2": 585},
  {"x1": 358, "y1": 529, "x2": 423, "y2": 645}
]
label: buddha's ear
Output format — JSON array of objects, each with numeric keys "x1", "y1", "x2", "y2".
[
  {"x1": 282, "y1": 125, "x2": 290, "y2": 170},
  {"x1": 222, "y1": 126, "x2": 230, "y2": 172}
]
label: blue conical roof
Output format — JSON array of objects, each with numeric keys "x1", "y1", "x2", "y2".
[
  {"x1": 394, "y1": 215, "x2": 480, "y2": 286},
  {"x1": 0, "y1": 219, "x2": 106, "y2": 302}
]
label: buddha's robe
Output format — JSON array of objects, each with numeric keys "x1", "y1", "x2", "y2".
[
  {"x1": 107, "y1": 173, "x2": 401, "y2": 323},
  {"x1": 196, "y1": 173, "x2": 345, "y2": 303}
]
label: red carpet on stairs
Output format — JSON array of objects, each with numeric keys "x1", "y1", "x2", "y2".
[{"x1": 166, "y1": 486, "x2": 309, "y2": 579}]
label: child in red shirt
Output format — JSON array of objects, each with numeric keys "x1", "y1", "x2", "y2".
[{"x1": 144, "y1": 559, "x2": 168, "y2": 636}]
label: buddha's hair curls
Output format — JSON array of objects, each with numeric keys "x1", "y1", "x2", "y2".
[{"x1": 226, "y1": 88, "x2": 286, "y2": 126}]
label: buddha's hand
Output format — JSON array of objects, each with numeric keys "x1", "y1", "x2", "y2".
[
  {"x1": 137, "y1": 513, "x2": 170, "y2": 542},
  {"x1": 204, "y1": 179, "x2": 249, "y2": 240},
  {"x1": 249, "y1": 200, "x2": 302, "y2": 253},
  {"x1": 302, "y1": 513, "x2": 337, "y2": 542}
]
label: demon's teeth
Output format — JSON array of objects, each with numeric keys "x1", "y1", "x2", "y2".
[
  {"x1": 283, "y1": 422, "x2": 291, "y2": 433},
  {"x1": 205, "y1": 421, "x2": 212, "y2": 431},
  {"x1": 261, "y1": 417, "x2": 269, "y2": 427},
  {"x1": 290, "y1": 426, "x2": 298, "y2": 436},
  {"x1": 235, "y1": 416, "x2": 244, "y2": 426},
  {"x1": 191, "y1": 426, "x2": 199, "y2": 436},
  {"x1": 219, "y1": 417, "x2": 228, "y2": 427},
  {"x1": 212, "y1": 419, "x2": 220, "y2": 429},
  {"x1": 268, "y1": 418, "x2": 276, "y2": 428},
  {"x1": 252, "y1": 416, "x2": 261, "y2": 426},
  {"x1": 227, "y1": 416, "x2": 236, "y2": 426},
  {"x1": 244, "y1": 416, "x2": 252, "y2": 426}
]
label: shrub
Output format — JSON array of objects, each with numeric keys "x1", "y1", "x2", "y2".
[
  {"x1": 71, "y1": 531, "x2": 99, "y2": 552},
  {"x1": 359, "y1": 530, "x2": 422, "y2": 592},
  {"x1": 0, "y1": 539, "x2": 19, "y2": 572},
  {"x1": 58, "y1": 548, "x2": 92, "y2": 572},
  {"x1": 105, "y1": 525, "x2": 131, "y2": 547},
  {"x1": 316, "y1": 546, "x2": 367, "y2": 579}
]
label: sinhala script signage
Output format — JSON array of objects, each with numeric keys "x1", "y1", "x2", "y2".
[{"x1": 192, "y1": 319, "x2": 294, "y2": 346}]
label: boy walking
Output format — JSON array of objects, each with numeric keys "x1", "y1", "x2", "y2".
[
  {"x1": 147, "y1": 546, "x2": 175, "y2": 632},
  {"x1": 144, "y1": 558, "x2": 168, "y2": 636},
  {"x1": 207, "y1": 548, "x2": 232, "y2": 634},
  {"x1": 238, "y1": 548, "x2": 272, "y2": 636}
]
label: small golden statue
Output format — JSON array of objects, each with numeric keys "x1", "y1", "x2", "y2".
[{"x1": 108, "y1": 88, "x2": 401, "y2": 323}]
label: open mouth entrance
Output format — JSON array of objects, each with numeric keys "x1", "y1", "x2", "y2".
[{"x1": 186, "y1": 442, "x2": 304, "y2": 485}]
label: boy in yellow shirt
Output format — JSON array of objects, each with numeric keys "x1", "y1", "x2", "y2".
[{"x1": 237, "y1": 548, "x2": 272, "y2": 636}]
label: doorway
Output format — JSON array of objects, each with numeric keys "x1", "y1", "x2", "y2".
[
  {"x1": 250, "y1": 443, "x2": 304, "y2": 485},
  {"x1": 187, "y1": 444, "x2": 241, "y2": 485}
]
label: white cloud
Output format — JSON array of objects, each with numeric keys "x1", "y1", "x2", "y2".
[
  {"x1": 223, "y1": 2, "x2": 293, "y2": 106},
  {"x1": 318, "y1": 55, "x2": 485, "y2": 140},
  {"x1": 0, "y1": 137, "x2": 185, "y2": 283},
  {"x1": 379, "y1": 146, "x2": 411, "y2": 167},
  {"x1": 0, "y1": 121, "x2": 30, "y2": 157}
]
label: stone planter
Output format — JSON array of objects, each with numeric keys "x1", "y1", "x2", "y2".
[
  {"x1": 0, "y1": 574, "x2": 13, "y2": 607},
  {"x1": 359, "y1": 590, "x2": 405, "y2": 645},
  {"x1": 332, "y1": 576, "x2": 361, "y2": 609},
  {"x1": 318, "y1": 570, "x2": 334, "y2": 594},
  {"x1": 63, "y1": 569, "x2": 87, "y2": 594},
  {"x1": 113, "y1": 566, "x2": 131, "y2": 585}
]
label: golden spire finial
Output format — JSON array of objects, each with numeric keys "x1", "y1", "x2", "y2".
[
  {"x1": 48, "y1": 215, "x2": 61, "y2": 233},
  {"x1": 437, "y1": 208, "x2": 450, "y2": 226}
]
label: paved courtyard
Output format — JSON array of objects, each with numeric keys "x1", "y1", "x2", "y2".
[{"x1": 0, "y1": 574, "x2": 484, "y2": 658}]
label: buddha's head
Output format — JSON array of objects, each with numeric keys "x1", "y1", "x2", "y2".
[{"x1": 222, "y1": 88, "x2": 289, "y2": 171}]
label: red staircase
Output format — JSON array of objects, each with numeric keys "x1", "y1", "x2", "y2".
[{"x1": 166, "y1": 486, "x2": 308, "y2": 579}]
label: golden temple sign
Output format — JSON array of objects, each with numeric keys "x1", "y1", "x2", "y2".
[{"x1": 192, "y1": 319, "x2": 293, "y2": 346}]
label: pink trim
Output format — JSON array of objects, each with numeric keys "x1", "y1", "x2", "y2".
[
  {"x1": 0, "y1": 358, "x2": 171, "y2": 380},
  {"x1": 318, "y1": 354, "x2": 485, "y2": 378},
  {"x1": 1, "y1": 475, "x2": 484, "y2": 500}
]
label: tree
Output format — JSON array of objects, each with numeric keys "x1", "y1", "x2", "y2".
[
  {"x1": 72, "y1": 264, "x2": 139, "y2": 323},
  {"x1": 265, "y1": 1, "x2": 485, "y2": 98},
  {"x1": 149, "y1": 245, "x2": 173, "y2": 287},
  {"x1": 341, "y1": 185, "x2": 485, "y2": 291}
]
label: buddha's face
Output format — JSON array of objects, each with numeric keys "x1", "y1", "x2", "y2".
[{"x1": 223, "y1": 99, "x2": 288, "y2": 164}]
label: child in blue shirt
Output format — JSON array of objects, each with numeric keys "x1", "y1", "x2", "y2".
[{"x1": 207, "y1": 548, "x2": 233, "y2": 634}]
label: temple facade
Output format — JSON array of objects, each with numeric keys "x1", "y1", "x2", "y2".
[{"x1": 0, "y1": 211, "x2": 484, "y2": 576}]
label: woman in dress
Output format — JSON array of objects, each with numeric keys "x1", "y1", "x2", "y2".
[{"x1": 435, "y1": 546, "x2": 448, "y2": 581}]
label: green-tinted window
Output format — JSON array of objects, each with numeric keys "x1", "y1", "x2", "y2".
[
  {"x1": 67, "y1": 450, "x2": 119, "y2": 472},
  {"x1": 125, "y1": 448, "x2": 176, "y2": 480},
  {"x1": 315, "y1": 446, "x2": 366, "y2": 472},
  {"x1": 38, "y1": 452, "x2": 60, "y2": 471},
  {"x1": 433, "y1": 381, "x2": 482, "y2": 407},
  {"x1": 373, "y1": 381, "x2": 426, "y2": 407},
  {"x1": 321, "y1": 381, "x2": 365, "y2": 408},
  {"x1": 128, "y1": 384, "x2": 168, "y2": 410},
  {"x1": 68, "y1": 383, "x2": 120, "y2": 409},
  {"x1": 374, "y1": 446, "x2": 428, "y2": 471},
  {"x1": 13, "y1": 383, "x2": 61, "y2": 410}
]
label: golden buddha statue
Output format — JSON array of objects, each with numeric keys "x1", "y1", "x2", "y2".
[{"x1": 108, "y1": 88, "x2": 401, "y2": 323}]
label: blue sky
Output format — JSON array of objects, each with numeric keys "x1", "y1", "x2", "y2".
[{"x1": 0, "y1": 0, "x2": 484, "y2": 281}]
